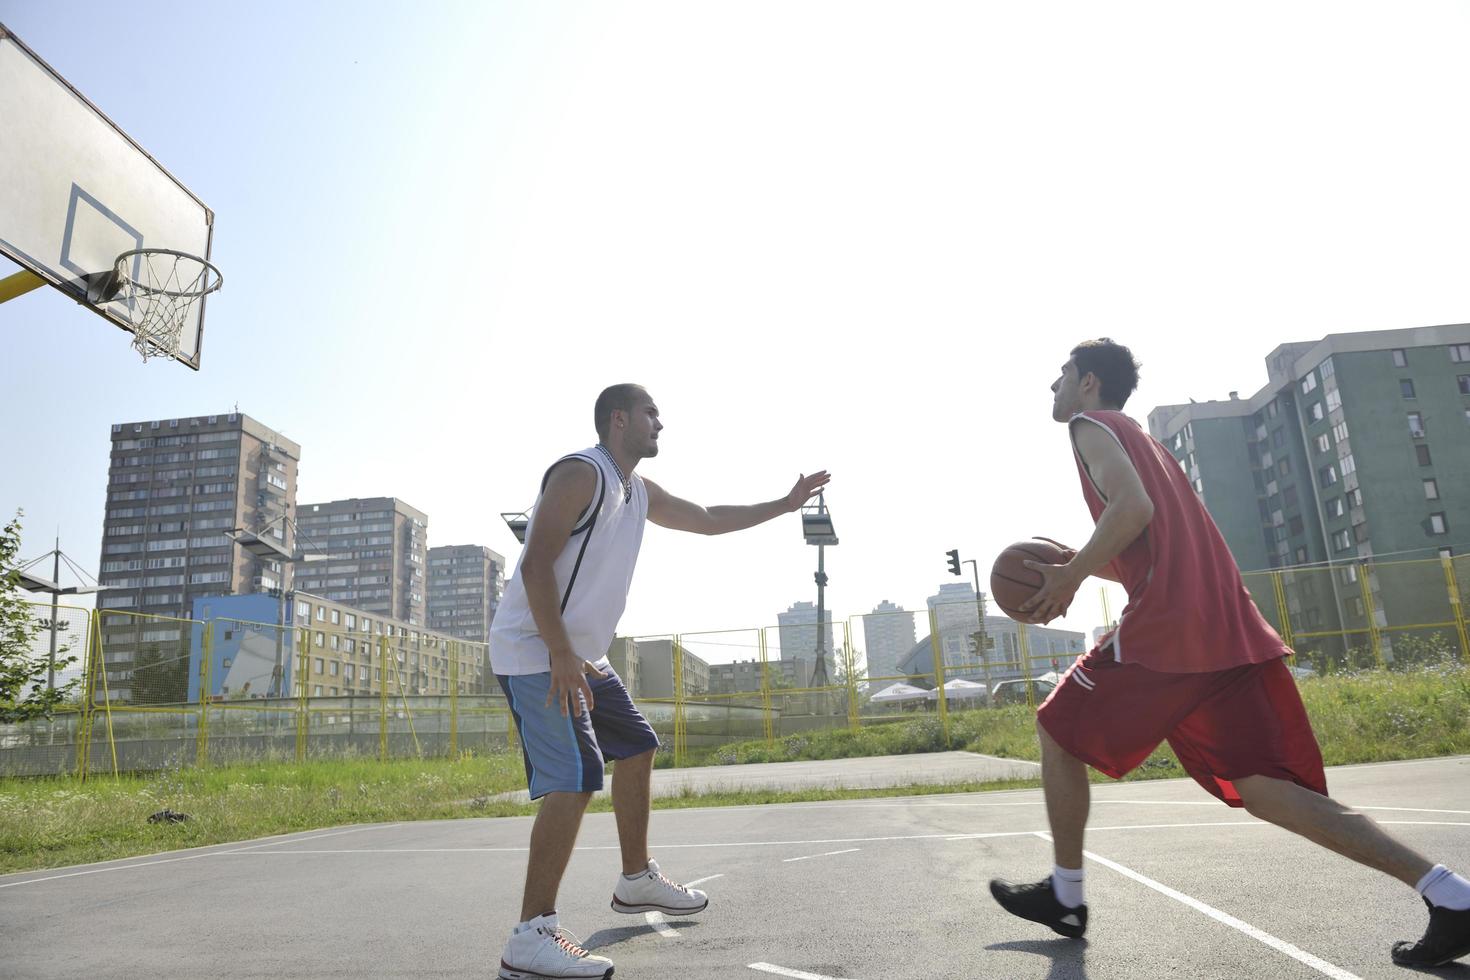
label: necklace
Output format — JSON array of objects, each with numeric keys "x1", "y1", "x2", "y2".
[{"x1": 596, "y1": 444, "x2": 632, "y2": 503}]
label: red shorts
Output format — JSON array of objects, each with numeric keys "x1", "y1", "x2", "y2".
[{"x1": 1036, "y1": 648, "x2": 1327, "y2": 807}]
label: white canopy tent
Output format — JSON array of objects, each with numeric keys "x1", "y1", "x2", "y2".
[
  {"x1": 869, "y1": 682, "x2": 930, "y2": 704},
  {"x1": 926, "y1": 678, "x2": 988, "y2": 701}
]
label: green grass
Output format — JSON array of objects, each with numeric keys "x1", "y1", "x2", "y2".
[{"x1": 2, "y1": 665, "x2": 1465, "y2": 874}]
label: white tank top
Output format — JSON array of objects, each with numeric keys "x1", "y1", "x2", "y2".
[{"x1": 490, "y1": 447, "x2": 648, "y2": 675}]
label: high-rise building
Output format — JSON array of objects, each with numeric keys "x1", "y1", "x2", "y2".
[
  {"x1": 293, "y1": 498, "x2": 428, "y2": 626},
  {"x1": 776, "y1": 600, "x2": 836, "y2": 681},
  {"x1": 1149, "y1": 323, "x2": 1470, "y2": 657},
  {"x1": 927, "y1": 582, "x2": 988, "y2": 664},
  {"x1": 96, "y1": 412, "x2": 300, "y2": 702},
  {"x1": 861, "y1": 600, "x2": 916, "y2": 683},
  {"x1": 426, "y1": 544, "x2": 505, "y2": 643}
]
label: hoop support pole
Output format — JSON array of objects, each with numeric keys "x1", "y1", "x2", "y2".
[{"x1": 0, "y1": 270, "x2": 46, "y2": 303}]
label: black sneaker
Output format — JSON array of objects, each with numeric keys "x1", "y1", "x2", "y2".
[
  {"x1": 1392, "y1": 898, "x2": 1470, "y2": 969},
  {"x1": 990, "y1": 877, "x2": 1088, "y2": 938}
]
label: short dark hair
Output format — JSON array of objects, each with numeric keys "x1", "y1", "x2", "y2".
[
  {"x1": 594, "y1": 384, "x2": 646, "y2": 442},
  {"x1": 1071, "y1": 339, "x2": 1140, "y2": 408}
]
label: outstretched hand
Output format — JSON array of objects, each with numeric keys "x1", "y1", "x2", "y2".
[{"x1": 785, "y1": 471, "x2": 831, "y2": 511}]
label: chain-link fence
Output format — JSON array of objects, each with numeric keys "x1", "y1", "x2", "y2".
[{"x1": 4, "y1": 558, "x2": 1463, "y2": 776}]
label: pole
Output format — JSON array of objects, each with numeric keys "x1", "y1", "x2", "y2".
[
  {"x1": 963, "y1": 559, "x2": 992, "y2": 696},
  {"x1": 812, "y1": 543, "x2": 829, "y2": 687},
  {"x1": 47, "y1": 538, "x2": 61, "y2": 690}
]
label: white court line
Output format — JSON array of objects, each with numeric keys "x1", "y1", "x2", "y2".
[
  {"x1": 220, "y1": 817, "x2": 1469, "y2": 858},
  {"x1": 1035, "y1": 832, "x2": 1361, "y2": 980},
  {"x1": 782, "y1": 848, "x2": 860, "y2": 863},
  {"x1": 0, "y1": 824, "x2": 400, "y2": 891},
  {"x1": 749, "y1": 963, "x2": 847, "y2": 980},
  {"x1": 644, "y1": 911, "x2": 678, "y2": 938},
  {"x1": 685, "y1": 874, "x2": 724, "y2": 887}
]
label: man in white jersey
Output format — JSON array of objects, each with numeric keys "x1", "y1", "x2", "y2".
[{"x1": 493, "y1": 383, "x2": 829, "y2": 980}]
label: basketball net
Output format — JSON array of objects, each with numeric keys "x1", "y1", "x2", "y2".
[{"x1": 111, "y1": 249, "x2": 222, "y2": 362}]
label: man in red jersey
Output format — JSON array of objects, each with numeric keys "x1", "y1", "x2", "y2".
[{"x1": 988, "y1": 338, "x2": 1470, "y2": 968}]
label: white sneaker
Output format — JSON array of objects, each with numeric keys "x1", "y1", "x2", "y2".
[
  {"x1": 498, "y1": 912, "x2": 614, "y2": 979},
  {"x1": 611, "y1": 858, "x2": 709, "y2": 916}
]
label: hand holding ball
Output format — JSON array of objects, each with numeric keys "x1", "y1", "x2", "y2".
[{"x1": 990, "y1": 538, "x2": 1071, "y2": 621}]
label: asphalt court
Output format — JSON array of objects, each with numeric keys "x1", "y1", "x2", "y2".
[{"x1": 2, "y1": 755, "x2": 1467, "y2": 979}]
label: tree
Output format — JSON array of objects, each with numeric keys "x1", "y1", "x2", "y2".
[{"x1": 1, "y1": 512, "x2": 79, "y2": 722}]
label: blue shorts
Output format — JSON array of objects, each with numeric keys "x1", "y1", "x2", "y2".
[{"x1": 497, "y1": 668, "x2": 660, "y2": 800}]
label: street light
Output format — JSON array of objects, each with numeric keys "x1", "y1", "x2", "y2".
[
  {"x1": 16, "y1": 539, "x2": 109, "y2": 690},
  {"x1": 225, "y1": 516, "x2": 349, "y2": 698},
  {"x1": 800, "y1": 492, "x2": 837, "y2": 691},
  {"x1": 500, "y1": 512, "x2": 531, "y2": 544}
]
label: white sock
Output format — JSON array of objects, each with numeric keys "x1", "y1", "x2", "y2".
[
  {"x1": 1417, "y1": 865, "x2": 1470, "y2": 911},
  {"x1": 516, "y1": 910, "x2": 556, "y2": 933},
  {"x1": 1052, "y1": 865, "x2": 1085, "y2": 908}
]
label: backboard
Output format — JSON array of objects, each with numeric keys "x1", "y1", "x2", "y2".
[{"x1": 0, "y1": 23, "x2": 214, "y2": 369}]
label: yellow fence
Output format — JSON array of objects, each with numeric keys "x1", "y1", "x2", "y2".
[{"x1": 4, "y1": 557, "x2": 1463, "y2": 778}]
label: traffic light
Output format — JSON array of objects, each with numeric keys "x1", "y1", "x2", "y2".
[{"x1": 946, "y1": 549, "x2": 961, "y2": 576}]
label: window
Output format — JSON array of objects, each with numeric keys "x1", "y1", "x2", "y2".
[
  {"x1": 1320, "y1": 357, "x2": 1335, "y2": 377},
  {"x1": 1332, "y1": 529, "x2": 1351, "y2": 551},
  {"x1": 1288, "y1": 515, "x2": 1304, "y2": 537},
  {"x1": 1451, "y1": 343, "x2": 1470, "y2": 362},
  {"x1": 1430, "y1": 513, "x2": 1448, "y2": 535},
  {"x1": 1416, "y1": 444, "x2": 1432, "y2": 466},
  {"x1": 1284, "y1": 486, "x2": 1298, "y2": 508},
  {"x1": 1350, "y1": 597, "x2": 1365, "y2": 617},
  {"x1": 315, "y1": 631, "x2": 325, "y2": 648},
  {"x1": 1325, "y1": 389, "x2": 1342, "y2": 412},
  {"x1": 314, "y1": 685, "x2": 323, "y2": 697},
  {"x1": 1327, "y1": 496, "x2": 1345, "y2": 518},
  {"x1": 329, "y1": 661, "x2": 339, "y2": 676},
  {"x1": 1316, "y1": 433, "x2": 1330, "y2": 453},
  {"x1": 330, "y1": 609, "x2": 340, "y2": 625},
  {"x1": 297, "y1": 600, "x2": 311, "y2": 618},
  {"x1": 1309, "y1": 402, "x2": 1324, "y2": 422},
  {"x1": 1440, "y1": 548, "x2": 1455, "y2": 560},
  {"x1": 1295, "y1": 547, "x2": 1308, "y2": 564},
  {"x1": 1301, "y1": 374, "x2": 1317, "y2": 394},
  {"x1": 1277, "y1": 457, "x2": 1291, "y2": 477},
  {"x1": 1339, "y1": 564, "x2": 1358, "y2": 585},
  {"x1": 1346, "y1": 487, "x2": 1363, "y2": 508},
  {"x1": 1353, "y1": 521, "x2": 1369, "y2": 544},
  {"x1": 1400, "y1": 379, "x2": 1416, "y2": 399},
  {"x1": 1392, "y1": 348, "x2": 1407, "y2": 367},
  {"x1": 316, "y1": 606, "x2": 325, "y2": 622},
  {"x1": 1424, "y1": 478, "x2": 1440, "y2": 500},
  {"x1": 1319, "y1": 464, "x2": 1338, "y2": 488},
  {"x1": 1458, "y1": 375, "x2": 1470, "y2": 395},
  {"x1": 1408, "y1": 413, "x2": 1425, "y2": 438},
  {"x1": 1331, "y1": 421, "x2": 1349, "y2": 442},
  {"x1": 1267, "y1": 401, "x2": 1279, "y2": 419},
  {"x1": 1341, "y1": 454, "x2": 1356, "y2": 476}
]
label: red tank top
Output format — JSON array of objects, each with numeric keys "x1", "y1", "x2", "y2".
[{"x1": 1072, "y1": 411, "x2": 1289, "y2": 673}]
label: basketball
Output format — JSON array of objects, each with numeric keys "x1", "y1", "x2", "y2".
[{"x1": 990, "y1": 538, "x2": 1069, "y2": 621}]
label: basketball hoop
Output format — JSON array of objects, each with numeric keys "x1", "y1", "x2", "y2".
[{"x1": 96, "y1": 248, "x2": 222, "y2": 362}]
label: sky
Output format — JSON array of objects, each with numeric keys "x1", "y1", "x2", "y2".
[{"x1": 3, "y1": 0, "x2": 1470, "y2": 651}]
